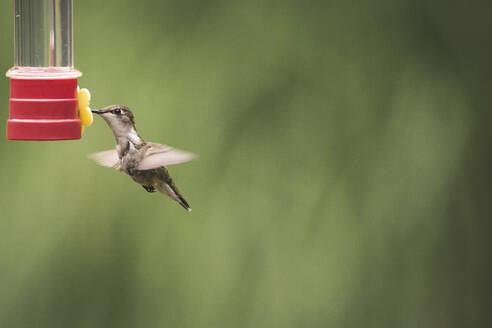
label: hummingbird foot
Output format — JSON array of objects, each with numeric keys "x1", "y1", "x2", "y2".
[{"x1": 142, "y1": 185, "x2": 156, "y2": 193}]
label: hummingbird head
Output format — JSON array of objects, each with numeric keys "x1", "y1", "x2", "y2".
[{"x1": 92, "y1": 105, "x2": 137, "y2": 138}]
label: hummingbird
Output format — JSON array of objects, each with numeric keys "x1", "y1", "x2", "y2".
[{"x1": 89, "y1": 105, "x2": 196, "y2": 211}]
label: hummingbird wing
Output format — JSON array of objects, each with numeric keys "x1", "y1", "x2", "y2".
[
  {"x1": 88, "y1": 150, "x2": 121, "y2": 169},
  {"x1": 137, "y1": 142, "x2": 197, "y2": 170}
]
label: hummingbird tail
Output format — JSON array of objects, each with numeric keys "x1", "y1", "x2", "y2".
[
  {"x1": 176, "y1": 194, "x2": 191, "y2": 212},
  {"x1": 157, "y1": 183, "x2": 192, "y2": 212}
]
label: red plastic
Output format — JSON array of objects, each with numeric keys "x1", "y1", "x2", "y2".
[{"x1": 7, "y1": 77, "x2": 81, "y2": 140}]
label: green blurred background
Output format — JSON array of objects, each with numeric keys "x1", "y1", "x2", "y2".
[{"x1": 1, "y1": 0, "x2": 491, "y2": 327}]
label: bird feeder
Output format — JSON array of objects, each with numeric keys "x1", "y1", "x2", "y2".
[{"x1": 6, "y1": 0, "x2": 82, "y2": 140}]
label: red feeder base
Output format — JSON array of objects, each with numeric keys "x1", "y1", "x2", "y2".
[{"x1": 7, "y1": 77, "x2": 81, "y2": 140}]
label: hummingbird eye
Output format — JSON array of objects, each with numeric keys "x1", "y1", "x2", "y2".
[{"x1": 114, "y1": 109, "x2": 122, "y2": 115}]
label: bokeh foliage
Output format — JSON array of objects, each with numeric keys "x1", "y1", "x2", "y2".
[{"x1": 0, "y1": 0, "x2": 491, "y2": 327}]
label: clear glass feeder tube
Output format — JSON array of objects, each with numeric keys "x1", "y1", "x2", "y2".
[
  {"x1": 7, "y1": 0, "x2": 80, "y2": 78},
  {"x1": 6, "y1": 0, "x2": 82, "y2": 140}
]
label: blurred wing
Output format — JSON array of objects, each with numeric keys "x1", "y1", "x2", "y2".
[
  {"x1": 138, "y1": 143, "x2": 197, "y2": 170},
  {"x1": 88, "y1": 149, "x2": 121, "y2": 169}
]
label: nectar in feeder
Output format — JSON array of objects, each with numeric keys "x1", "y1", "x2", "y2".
[{"x1": 6, "y1": 0, "x2": 82, "y2": 140}]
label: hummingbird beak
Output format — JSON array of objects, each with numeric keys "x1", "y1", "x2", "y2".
[{"x1": 91, "y1": 109, "x2": 104, "y2": 114}]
